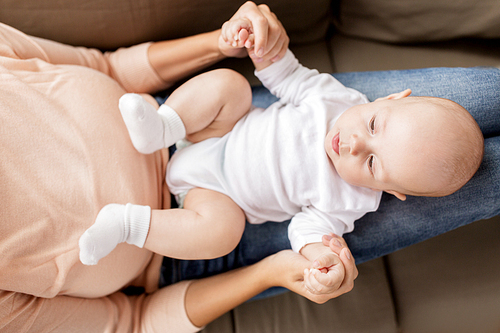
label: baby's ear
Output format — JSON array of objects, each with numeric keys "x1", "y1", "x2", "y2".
[
  {"x1": 375, "y1": 89, "x2": 412, "y2": 102},
  {"x1": 385, "y1": 190, "x2": 407, "y2": 201}
]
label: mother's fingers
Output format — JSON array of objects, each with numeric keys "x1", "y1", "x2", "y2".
[
  {"x1": 230, "y1": 1, "x2": 288, "y2": 61},
  {"x1": 231, "y1": 2, "x2": 268, "y2": 56},
  {"x1": 255, "y1": 4, "x2": 288, "y2": 61},
  {"x1": 323, "y1": 233, "x2": 349, "y2": 255},
  {"x1": 335, "y1": 247, "x2": 358, "y2": 294},
  {"x1": 320, "y1": 235, "x2": 358, "y2": 297}
]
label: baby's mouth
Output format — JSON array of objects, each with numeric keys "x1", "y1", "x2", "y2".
[{"x1": 332, "y1": 133, "x2": 340, "y2": 155}]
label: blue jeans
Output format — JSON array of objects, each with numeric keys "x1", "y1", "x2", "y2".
[{"x1": 158, "y1": 67, "x2": 500, "y2": 297}]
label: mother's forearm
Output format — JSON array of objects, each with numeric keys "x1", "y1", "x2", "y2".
[
  {"x1": 184, "y1": 256, "x2": 273, "y2": 328},
  {"x1": 148, "y1": 30, "x2": 226, "y2": 88}
]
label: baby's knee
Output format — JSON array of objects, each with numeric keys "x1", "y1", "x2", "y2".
[
  {"x1": 210, "y1": 68, "x2": 251, "y2": 99},
  {"x1": 212, "y1": 216, "x2": 245, "y2": 257},
  {"x1": 185, "y1": 188, "x2": 246, "y2": 258}
]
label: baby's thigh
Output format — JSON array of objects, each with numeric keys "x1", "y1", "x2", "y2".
[{"x1": 168, "y1": 68, "x2": 250, "y2": 113}]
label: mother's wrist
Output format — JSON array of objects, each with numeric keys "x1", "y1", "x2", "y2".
[
  {"x1": 210, "y1": 29, "x2": 228, "y2": 61},
  {"x1": 254, "y1": 253, "x2": 282, "y2": 289}
]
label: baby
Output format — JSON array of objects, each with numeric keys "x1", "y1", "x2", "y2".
[{"x1": 79, "y1": 25, "x2": 483, "y2": 294}]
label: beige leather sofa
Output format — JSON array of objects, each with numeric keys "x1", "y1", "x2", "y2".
[{"x1": 2, "y1": 0, "x2": 499, "y2": 332}]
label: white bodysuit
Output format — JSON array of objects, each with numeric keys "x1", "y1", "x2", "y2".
[{"x1": 167, "y1": 50, "x2": 382, "y2": 252}]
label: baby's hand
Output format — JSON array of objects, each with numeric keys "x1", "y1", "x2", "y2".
[
  {"x1": 219, "y1": 2, "x2": 288, "y2": 63},
  {"x1": 304, "y1": 251, "x2": 346, "y2": 295},
  {"x1": 221, "y1": 18, "x2": 255, "y2": 49},
  {"x1": 219, "y1": 19, "x2": 255, "y2": 59}
]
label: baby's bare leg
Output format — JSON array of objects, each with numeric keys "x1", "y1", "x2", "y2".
[
  {"x1": 78, "y1": 188, "x2": 245, "y2": 265},
  {"x1": 144, "y1": 188, "x2": 246, "y2": 259},
  {"x1": 119, "y1": 69, "x2": 251, "y2": 154},
  {"x1": 166, "y1": 68, "x2": 252, "y2": 143}
]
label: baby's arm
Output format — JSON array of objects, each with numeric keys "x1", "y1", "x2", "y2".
[{"x1": 300, "y1": 241, "x2": 347, "y2": 295}]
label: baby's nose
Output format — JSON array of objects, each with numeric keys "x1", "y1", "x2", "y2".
[{"x1": 349, "y1": 134, "x2": 366, "y2": 155}]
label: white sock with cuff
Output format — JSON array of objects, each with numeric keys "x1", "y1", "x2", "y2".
[
  {"x1": 119, "y1": 93, "x2": 186, "y2": 154},
  {"x1": 79, "y1": 203, "x2": 151, "y2": 265}
]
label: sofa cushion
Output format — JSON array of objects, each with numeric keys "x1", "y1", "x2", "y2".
[
  {"x1": 334, "y1": 0, "x2": 500, "y2": 43},
  {"x1": 0, "y1": 0, "x2": 331, "y2": 49},
  {"x1": 385, "y1": 216, "x2": 500, "y2": 333},
  {"x1": 202, "y1": 258, "x2": 399, "y2": 333}
]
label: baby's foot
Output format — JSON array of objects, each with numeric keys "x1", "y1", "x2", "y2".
[
  {"x1": 119, "y1": 94, "x2": 186, "y2": 154},
  {"x1": 119, "y1": 94, "x2": 165, "y2": 154},
  {"x1": 79, "y1": 204, "x2": 127, "y2": 265},
  {"x1": 79, "y1": 203, "x2": 151, "y2": 265}
]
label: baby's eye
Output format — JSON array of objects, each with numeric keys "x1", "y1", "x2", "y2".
[
  {"x1": 368, "y1": 156, "x2": 374, "y2": 174},
  {"x1": 369, "y1": 115, "x2": 376, "y2": 133}
]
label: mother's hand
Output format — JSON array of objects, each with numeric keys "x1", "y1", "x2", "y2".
[
  {"x1": 219, "y1": 1, "x2": 289, "y2": 62},
  {"x1": 269, "y1": 234, "x2": 358, "y2": 304},
  {"x1": 319, "y1": 234, "x2": 358, "y2": 300}
]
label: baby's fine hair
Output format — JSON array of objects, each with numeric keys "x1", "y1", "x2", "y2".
[{"x1": 422, "y1": 97, "x2": 484, "y2": 197}]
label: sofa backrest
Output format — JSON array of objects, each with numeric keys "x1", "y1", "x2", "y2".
[
  {"x1": 333, "y1": 0, "x2": 500, "y2": 43},
  {"x1": 0, "y1": 0, "x2": 331, "y2": 49}
]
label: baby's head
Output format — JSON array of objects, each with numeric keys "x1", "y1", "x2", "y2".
[{"x1": 324, "y1": 89, "x2": 484, "y2": 200}]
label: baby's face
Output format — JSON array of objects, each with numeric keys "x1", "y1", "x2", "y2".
[{"x1": 324, "y1": 92, "x2": 450, "y2": 200}]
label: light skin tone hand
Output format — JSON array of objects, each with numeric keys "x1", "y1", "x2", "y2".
[
  {"x1": 185, "y1": 234, "x2": 357, "y2": 327},
  {"x1": 299, "y1": 234, "x2": 356, "y2": 299},
  {"x1": 219, "y1": 2, "x2": 288, "y2": 68},
  {"x1": 302, "y1": 243, "x2": 345, "y2": 295}
]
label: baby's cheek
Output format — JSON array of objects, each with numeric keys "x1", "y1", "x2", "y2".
[
  {"x1": 335, "y1": 164, "x2": 351, "y2": 182},
  {"x1": 338, "y1": 167, "x2": 365, "y2": 188}
]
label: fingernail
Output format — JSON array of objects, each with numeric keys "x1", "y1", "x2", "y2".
[
  {"x1": 312, "y1": 260, "x2": 319, "y2": 268},
  {"x1": 334, "y1": 239, "x2": 342, "y2": 248},
  {"x1": 271, "y1": 55, "x2": 281, "y2": 62},
  {"x1": 324, "y1": 235, "x2": 333, "y2": 241},
  {"x1": 256, "y1": 48, "x2": 264, "y2": 57},
  {"x1": 345, "y1": 249, "x2": 352, "y2": 260}
]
